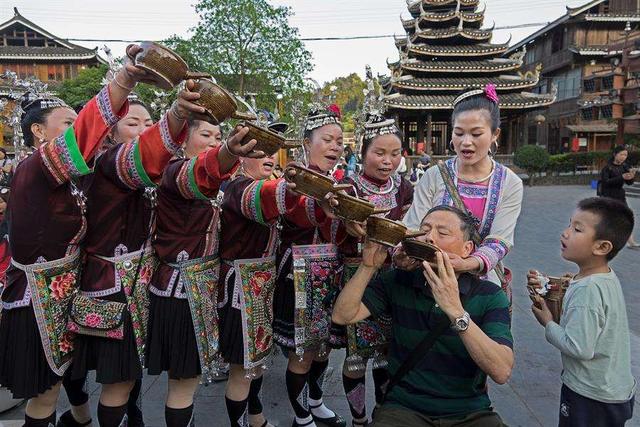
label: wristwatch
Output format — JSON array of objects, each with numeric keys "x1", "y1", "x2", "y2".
[{"x1": 451, "y1": 311, "x2": 470, "y2": 333}]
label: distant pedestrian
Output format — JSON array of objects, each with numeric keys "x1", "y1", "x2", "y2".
[
  {"x1": 332, "y1": 164, "x2": 345, "y2": 181},
  {"x1": 598, "y1": 145, "x2": 639, "y2": 248},
  {"x1": 530, "y1": 198, "x2": 636, "y2": 427},
  {"x1": 344, "y1": 146, "x2": 357, "y2": 177}
]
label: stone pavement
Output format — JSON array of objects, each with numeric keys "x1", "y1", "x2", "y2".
[{"x1": 1, "y1": 185, "x2": 639, "y2": 426}]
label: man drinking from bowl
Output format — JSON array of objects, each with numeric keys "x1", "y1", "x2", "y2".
[{"x1": 332, "y1": 205, "x2": 513, "y2": 427}]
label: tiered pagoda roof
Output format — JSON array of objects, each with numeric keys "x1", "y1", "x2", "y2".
[{"x1": 384, "y1": 0, "x2": 555, "y2": 112}]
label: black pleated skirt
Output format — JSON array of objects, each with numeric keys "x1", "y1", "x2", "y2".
[
  {"x1": 145, "y1": 294, "x2": 201, "y2": 379},
  {"x1": 272, "y1": 274, "x2": 296, "y2": 352},
  {"x1": 70, "y1": 293, "x2": 142, "y2": 384},
  {"x1": 0, "y1": 306, "x2": 62, "y2": 398},
  {"x1": 218, "y1": 275, "x2": 245, "y2": 365}
]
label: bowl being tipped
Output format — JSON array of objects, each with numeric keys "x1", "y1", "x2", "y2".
[
  {"x1": 402, "y1": 239, "x2": 441, "y2": 263},
  {"x1": 285, "y1": 164, "x2": 351, "y2": 201},
  {"x1": 241, "y1": 122, "x2": 287, "y2": 156},
  {"x1": 366, "y1": 217, "x2": 424, "y2": 247},
  {"x1": 334, "y1": 192, "x2": 376, "y2": 222}
]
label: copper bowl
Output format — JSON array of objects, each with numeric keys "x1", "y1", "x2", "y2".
[
  {"x1": 366, "y1": 217, "x2": 425, "y2": 247},
  {"x1": 190, "y1": 79, "x2": 256, "y2": 125},
  {"x1": 127, "y1": 42, "x2": 210, "y2": 90},
  {"x1": 241, "y1": 122, "x2": 300, "y2": 156},
  {"x1": 402, "y1": 239, "x2": 441, "y2": 263},
  {"x1": 285, "y1": 164, "x2": 352, "y2": 201}
]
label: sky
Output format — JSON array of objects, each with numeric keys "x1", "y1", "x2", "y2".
[{"x1": 1, "y1": 0, "x2": 587, "y2": 84}]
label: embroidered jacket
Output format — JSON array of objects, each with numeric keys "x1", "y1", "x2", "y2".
[
  {"x1": 150, "y1": 147, "x2": 237, "y2": 297},
  {"x1": 2, "y1": 85, "x2": 127, "y2": 308},
  {"x1": 339, "y1": 174, "x2": 414, "y2": 258},
  {"x1": 403, "y1": 158, "x2": 523, "y2": 284},
  {"x1": 79, "y1": 114, "x2": 186, "y2": 297}
]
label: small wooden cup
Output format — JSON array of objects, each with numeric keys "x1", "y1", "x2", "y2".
[
  {"x1": 401, "y1": 239, "x2": 441, "y2": 263},
  {"x1": 285, "y1": 164, "x2": 352, "y2": 201},
  {"x1": 240, "y1": 122, "x2": 300, "y2": 156},
  {"x1": 334, "y1": 193, "x2": 389, "y2": 222},
  {"x1": 190, "y1": 79, "x2": 256, "y2": 124}
]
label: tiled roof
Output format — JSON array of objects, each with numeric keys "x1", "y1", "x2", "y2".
[
  {"x1": 390, "y1": 75, "x2": 539, "y2": 91},
  {"x1": 384, "y1": 92, "x2": 556, "y2": 110},
  {"x1": 402, "y1": 10, "x2": 484, "y2": 30},
  {"x1": 0, "y1": 45, "x2": 97, "y2": 60},
  {"x1": 412, "y1": 27, "x2": 492, "y2": 42},
  {"x1": 408, "y1": 0, "x2": 479, "y2": 15},
  {"x1": 400, "y1": 58, "x2": 521, "y2": 73},
  {"x1": 566, "y1": 124, "x2": 617, "y2": 132},
  {"x1": 583, "y1": 13, "x2": 640, "y2": 21},
  {"x1": 406, "y1": 42, "x2": 509, "y2": 57}
]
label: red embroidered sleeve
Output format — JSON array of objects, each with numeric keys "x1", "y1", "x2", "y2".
[{"x1": 176, "y1": 146, "x2": 238, "y2": 200}]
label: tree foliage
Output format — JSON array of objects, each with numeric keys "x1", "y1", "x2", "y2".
[
  {"x1": 514, "y1": 144, "x2": 550, "y2": 186},
  {"x1": 57, "y1": 64, "x2": 109, "y2": 109}
]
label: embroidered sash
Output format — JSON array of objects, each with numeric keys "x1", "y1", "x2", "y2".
[
  {"x1": 232, "y1": 256, "x2": 277, "y2": 371},
  {"x1": 343, "y1": 259, "x2": 391, "y2": 372},
  {"x1": 11, "y1": 251, "x2": 81, "y2": 375},
  {"x1": 292, "y1": 244, "x2": 342, "y2": 356},
  {"x1": 178, "y1": 255, "x2": 221, "y2": 383},
  {"x1": 93, "y1": 245, "x2": 157, "y2": 366}
]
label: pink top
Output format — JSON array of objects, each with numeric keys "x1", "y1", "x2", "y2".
[{"x1": 458, "y1": 180, "x2": 489, "y2": 222}]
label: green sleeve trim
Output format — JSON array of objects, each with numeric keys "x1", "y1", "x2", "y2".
[
  {"x1": 63, "y1": 127, "x2": 91, "y2": 176},
  {"x1": 133, "y1": 142, "x2": 156, "y2": 187},
  {"x1": 254, "y1": 180, "x2": 266, "y2": 225},
  {"x1": 187, "y1": 157, "x2": 209, "y2": 200}
]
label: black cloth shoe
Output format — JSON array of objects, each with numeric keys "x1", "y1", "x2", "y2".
[
  {"x1": 309, "y1": 405, "x2": 346, "y2": 427},
  {"x1": 55, "y1": 410, "x2": 91, "y2": 427}
]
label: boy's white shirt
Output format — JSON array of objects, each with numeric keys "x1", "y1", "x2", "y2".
[{"x1": 545, "y1": 270, "x2": 636, "y2": 403}]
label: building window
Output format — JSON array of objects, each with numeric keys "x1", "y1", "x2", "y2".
[
  {"x1": 553, "y1": 68, "x2": 582, "y2": 101},
  {"x1": 600, "y1": 105, "x2": 613, "y2": 119},
  {"x1": 581, "y1": 107, "x2": 594, "y2": 120},
  {"x1": 583, "y1": 79, "x2": 596, "y2": 92},
  {"x1": 602, "y1": 75, "x2": 614, "y2": 90},
  {"x1": 624, "y1": 103, "x2": 636, "y2": 116}
]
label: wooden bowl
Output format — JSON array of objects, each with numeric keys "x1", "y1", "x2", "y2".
[
  {"x1": 334, "y1": 193, "x2": 376, "y2": 222},
  {"x1": 402, "y1": 239, "x2": 440, "y2": 263},
  {"x1": 191, "y1": 79, "x2": 256, "y2": 124},
  {"x1": 128, "y1": 42, "x2": 210, "y2": 90},
  {"x1": 366, "y1": 217, "x2": 425, "y2": 247},
  {"x1": 241, "y1": 122, "x2": 287, "y2": 156},
  {"x1": 285, "y1": 164, "x2": 351, "y2": 201}
]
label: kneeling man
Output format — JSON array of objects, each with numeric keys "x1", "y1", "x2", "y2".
[{"x1": 333, "y1": 206, "x2": 513, "y2": 427}]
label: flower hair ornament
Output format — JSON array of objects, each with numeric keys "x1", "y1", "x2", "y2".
[{"x1": 453, "y1": 84, "x2": 500, "y2": 107}]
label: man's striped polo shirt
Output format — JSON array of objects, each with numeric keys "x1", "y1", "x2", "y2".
[{"x1": 363, "y1": 269, "x2": 512, "y2": 418}]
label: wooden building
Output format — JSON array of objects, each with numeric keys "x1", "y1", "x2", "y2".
[
  {"x1": 382, "y1": 0, "x2": 556, "y2": 155},
  {"x1": 507, "y1": 0, "x2": 640, "y2": 153},
  {"x1": 0, "y1": 8, "x2": 103, "y2": 84}
]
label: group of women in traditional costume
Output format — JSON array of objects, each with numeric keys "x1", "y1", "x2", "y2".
[{"x1": 0, "y1": 39, "x2": 522, "y2": 427}]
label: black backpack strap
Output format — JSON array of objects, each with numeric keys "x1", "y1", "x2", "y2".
[{"x1": 382, "y1": 282, "x2": 480, "y2": 403}]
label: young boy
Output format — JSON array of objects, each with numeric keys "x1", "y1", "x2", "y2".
[{"x1": 531, "y1": 197, "x2": 636, "y2": 427}]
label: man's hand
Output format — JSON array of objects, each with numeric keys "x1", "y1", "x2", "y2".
[
  {"x1": 362, "y1": 239, "x2": 388, "y2": 269},
  {"x1": 531, "y1": 295, "x2": 553, "y2": 326},
  {"x1": 345, "y1": 220, "x2": 366, "y2": 238},
  {"x1": 423, "y1": 252, "x2": 464, "y2": 321},
  {"x1": 224, "y1": 124, "x2": 263, "y2": 158},
  {"x1": 392, "y1": 245, "x2": 420, "y2": 271}
]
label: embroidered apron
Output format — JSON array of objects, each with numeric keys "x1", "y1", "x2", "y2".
[
  {"x1": 292, "y1": 244, "x2": 342, "y2": 356},
  {"x1": 94, "y1": 245, "x2": 157, "y2": 366},
  {"x1": 231, "y1": 256, "x2": 277, "y2": 372},
  {"x1": 174, "y1": 255, "x2": 221, "y2": 383},
  {"x1": 342, "y1": 259, "x2": 392, "y2": 372},
  {"x1": 11, "y1": 251, "x2": 81, "y2": 375}
]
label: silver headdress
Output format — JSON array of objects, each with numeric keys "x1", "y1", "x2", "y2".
[
  {"x1": 0, "y1": 71, "x2": 69, "y2": 162},
  {"x1": 302, "y1": 78, "x2": 341, "y2": 135},
  {"x1": 356, "y1": 65, "x2": 399, "y2": 145}
]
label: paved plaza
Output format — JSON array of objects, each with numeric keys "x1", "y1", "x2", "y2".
[{"x1": 1, "y1": 185, "x2": 639, "y2": 427}]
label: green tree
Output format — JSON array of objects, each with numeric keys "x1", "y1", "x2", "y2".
[
  {"x1": 170, "y1": 0, "x2": 312, "y2": 100},
  {"x1": 514, "y1": 144, "x2": 550, "y2": 186},
  {"x1": 57, "y1": 64, "x2": 109, "y2": 109}
]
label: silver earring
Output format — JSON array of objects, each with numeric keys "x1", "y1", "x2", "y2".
[
  {"x1": 449, "y1": 140, "x2": 455, "y2": 152},
  {"x1": 489, "y1": 141, "x2": 499, "y2": 156}
]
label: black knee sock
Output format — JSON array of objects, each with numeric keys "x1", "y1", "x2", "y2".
[
  {"x1": 24, "y1": 412, "x2": 56, "y2": 427},
  {"x1": 97, "y1": 403, "x2": 128, "y2": 427},
  {"x1": 224, "y1": 396, "x2": 248, "y2": 427},
  {"x1": 248, "y1": 376, "x2": 264, "y2": 416},
  {"x1": 308, "y1": 359, "x2": 329, "y2": 401},
  {"x1": 285, "y1": 369, "x2": 311, "y2": 418},
  {"x1": 372, "y1": 367, "x2": 389, "y2": 406},
  {"x1": 127, "y1": 379, "x2": 143, "y2": 426},
  {"x1": 63, "y1": 372, "x2": 89, "y2": 406},
  {"x1": 165, "y1": 405, "x2": 194, "y2": 427},
  {"x1": 342, "y1": 373, "x2": 367, "y2": 420}
]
